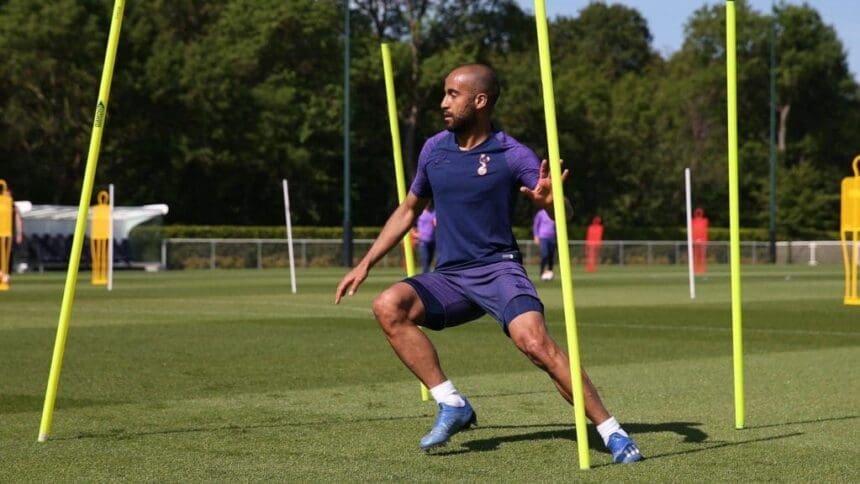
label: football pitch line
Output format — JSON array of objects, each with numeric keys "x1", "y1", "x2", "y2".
[
  {"x1": 576, "y1": 321, "x2": 860, "y2": 338},
  {"x1": 0, "y1": 299, "x2": 373, "y2": 328},
  {"x1": 5, "y1": 298, "x2": 857, "y2": 338},
  {"x1": 288, "y1": 302, "x2": 860, "y2": 338}
]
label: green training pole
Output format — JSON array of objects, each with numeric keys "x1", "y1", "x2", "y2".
[
  {"x1": 534, "y1": 0, "x2": 590, "y2": 469},
  {"x1": 725, "y1": 0, "x2": 745, "y2": 430},
  {"x1": 380, "y1": 43, "x2": 428, "y2": 402},
  {"x1": 38, "y1": 0, "x2": 126, "y2": 442}
]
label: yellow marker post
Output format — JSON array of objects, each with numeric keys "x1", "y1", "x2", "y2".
[
  {"x1": 841, "y1": 155, "x2": 860, "y2": 305},
  {"x1": 91, "y1": 191, "x2": 111, "y2": 286},
  {"x1": 0, "y1": 180, "x2": 12, "y2": 291},
  {"x1": 39, "y1": 0, "x2": 126, "y2": 442},
  {"x1": 381, "y1": 43, "x2": 428, "y2": 401},
  {"x1": 726, "y1": 0, "x2": 745, "y2": 430},
  {"x1": 534, "y1": 0, "x2": 590, "y2": 469}
]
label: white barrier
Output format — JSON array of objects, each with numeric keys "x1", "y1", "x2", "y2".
[{"x1": 158, "y1": 238, "x2": 847, "y2": 270}]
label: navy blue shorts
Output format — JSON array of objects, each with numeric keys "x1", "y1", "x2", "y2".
[{"x1": 402, "y1": 260, "x2": 544, "y2": 335}]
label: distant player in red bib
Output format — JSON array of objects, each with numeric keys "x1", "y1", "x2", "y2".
[{"x1": 335, "y1": 64, "x2": 641, "y2": 463}]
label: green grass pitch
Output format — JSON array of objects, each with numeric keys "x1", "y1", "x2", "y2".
[{"x1": 0, "y1": 265, "x2": 857, "y2": 481}]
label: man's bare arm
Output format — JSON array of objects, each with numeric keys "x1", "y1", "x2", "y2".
[{"x1": 334, "y1": 192, "x2": 429, "y2": 303}]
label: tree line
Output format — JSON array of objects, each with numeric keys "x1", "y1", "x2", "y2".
[{"x1": 1, "y1": 0, "x2": 857, "y2": 236}]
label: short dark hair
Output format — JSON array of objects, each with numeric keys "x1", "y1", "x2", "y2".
[
  {"x1": 451, "y1": 64, "x2": 501, "y2": 108},
  {"x1": 477, "y1": 64, "x2": 500, "y2": 108}
]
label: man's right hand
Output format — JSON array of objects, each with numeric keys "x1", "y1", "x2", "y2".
[{"x1": 334, "y1": 264, "x2": 369, "y2": 304}]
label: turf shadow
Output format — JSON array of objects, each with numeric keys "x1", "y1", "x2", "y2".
[
  {"x1": 633, "y1": 431, "x2": 805, "y2": 465},
  {"x1": 468, "y1": 389, "x2": 556, "y2": 399},
  {"x1": 51, "y1": 413, "x2": 428, "y2": 441},
  {"x1": 434, "y1": 422, "x2": 802, "y2": 464},
  {"x1": 0, "y1": 394, "x2": 126, "y2": 414},
  {"x1": 624, "y1": 421, "x2": 708, "y2": 443},
  {"x1": 743, "y1": 414, "x2": 857, "y2": 430},
  {"x1": 433, "y1": 421, "x2": 709, "y2": 456}
]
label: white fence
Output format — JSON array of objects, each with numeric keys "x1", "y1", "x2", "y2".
[{"x1": 158, "y1": 238, "x2": 849, "y2": 270}]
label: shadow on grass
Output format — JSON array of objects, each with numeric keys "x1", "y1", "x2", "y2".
[
  {"x1": 624, "y1": 422, "x2": 708, "y2": 443},
  {"x1": 52, "y1": 413, "x2": 430, "y2": 441},
  {"x1": 469, "y1": 389, "x2": 555, "y2": 399},
  {"x1": 0, "y1": 394, "x2": 126, "y2": 414},
  {"x1": 435, "y1": 422, "x2": 804, "y2": 464},
  {"x1": 636, "y1": 431, "x2": 804, "y2": 465},
  {"x1": 433, "y1": 421, "x2": 709, "y2": 456},
  {"x1": 744, "y1": 414, "x2": 857, "y2": 430}
]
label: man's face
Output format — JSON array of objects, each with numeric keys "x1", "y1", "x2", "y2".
[{"x1": 440, "y1": 71, "x2": 478, "y2": 133}]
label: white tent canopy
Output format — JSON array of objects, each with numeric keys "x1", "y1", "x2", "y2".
[{"x1": 19, "y1": 203, "x2": 168, "y2": 239}]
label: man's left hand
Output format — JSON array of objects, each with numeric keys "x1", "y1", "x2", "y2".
[{"x1": 520, "y1": 159, "x2": 568, "y2": 208}]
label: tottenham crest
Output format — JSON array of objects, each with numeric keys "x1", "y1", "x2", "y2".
[{"x1": 477, "y1": 153, "x2": 491, "y2": 176}]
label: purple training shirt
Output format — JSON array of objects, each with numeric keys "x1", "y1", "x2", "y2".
[
  {"x1": 416, "y1": 209, "x2": 436, "y2": 242},
  {"x1": 410, "y1": 129, "x2": 540, "y2": 270},
  {"x1": 532, "y1": 209, "x2": 556, "y2": 240}
]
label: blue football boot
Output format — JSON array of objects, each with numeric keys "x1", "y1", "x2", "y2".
[
  {"x1": 419, "y1": 399, "x2": 477, "y2": 450},
  {"x1": 607, "y1": 432, "x2": 643, "y2": 463}
]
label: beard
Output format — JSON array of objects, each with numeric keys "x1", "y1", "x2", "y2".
[{"x1": 443, "y1": 105, "x2": 477, "y2": 133}]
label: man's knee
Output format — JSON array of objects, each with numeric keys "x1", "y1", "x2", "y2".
[
  {"x1": 514, "y1": 332, "x2": 550, "y2": 361},
  {"x1": 372, "y1": 284, "x2": 422, "y2": 332},
  {"x1": 371, "y1": 290, "x2": 401, "y2": 324},
  {"x1": 509, "y1": 315, "x2": 560, "y2": 362}
]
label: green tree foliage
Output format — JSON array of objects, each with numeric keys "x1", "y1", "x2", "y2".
[
  {"x1": 540, "y1": 3, "x2": 663, "y2": 226},
  {"x1": 666, "y1": 0, "x2": 858, "y2": 232},
  {"x1": 0, "y1": 0, "x2": 857, "y2": 234},
  {"x1": 776, "y1": 3, "x2": 859, "y2": 170},
  {"x1": 113, "y1": 0, "x2": 345, "y2": 225},
  {"x1": 0, "y1": 0, "x2": 106, "y2": 203},
  {"x1": 658, "y1": 0, "x2": 773, "y2": 227},
  {"x1": 552, "y1": 2, "x2": 656, "y2": 79}
]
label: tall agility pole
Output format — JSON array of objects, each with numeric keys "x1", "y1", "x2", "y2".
[
  {"x1": 534, "y1": 0, "x2": 590, "y2": 469},
  {"x1": 685, "y1": 168, "x2": 696, "y2": 299},
  {"x1": 380, "y1": 43, "x2": 428, "y2": 401},
  {"x1": 283, "y1": 179, "x2": 297, "y2": 294},
  {"x1": 107, "y1": 184, "x2": 115, "y2": 291},
  {"x1": 725, "y1": 0, "x2": 745, "y2": 429},
  {"x1": 38, "y1": 0, "x2": 126, "y2": 442}
]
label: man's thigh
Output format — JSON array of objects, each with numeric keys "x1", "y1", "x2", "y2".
[
  {"x1": 402, "y1": 272, "x2": 485, "y2": 330},
  {"x1": 405, "y1": 261, "x2": 543, "y2": 333}
]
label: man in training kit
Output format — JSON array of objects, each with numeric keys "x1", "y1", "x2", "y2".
[{"x1": 334, "y1": 64, "x2": 642, "y2": 464}]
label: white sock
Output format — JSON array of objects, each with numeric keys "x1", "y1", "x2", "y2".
[
  {"x1": 596, "y1": 417, "x2": 628, "y2": 446},
  {"x1": 428, "y1": 380, "x2": 466, "y2": 407}
]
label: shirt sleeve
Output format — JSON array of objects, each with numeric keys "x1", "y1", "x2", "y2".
[
  {"x1": 410, "y1": 134, "x2": 442, "y2": 199},
  {"x1": 508, "y1": 144, "x2": 540, "y2": 190}
]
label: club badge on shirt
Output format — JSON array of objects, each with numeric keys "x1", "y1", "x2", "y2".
[{"x1": 477, "y1": 153, "x2": 490, "y2": 176}]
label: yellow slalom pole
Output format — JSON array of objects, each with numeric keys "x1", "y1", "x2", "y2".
[
  {"x1": 38, "y1": 0, "x2": 126, "y2": 442},
  {"x1": 534, "y1": 0, "x2": 589, "y2": 469},
  {"x1": 380, "y1": 43, "x2": 428, "y2": 401},
  {"x1": 725, "y1": 0, "x2": 745, "y2": 430}
]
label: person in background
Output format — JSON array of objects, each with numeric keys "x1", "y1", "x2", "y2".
[
  {"x1": 415, "y1": 205, "x2": 436, "y2": 273},
  {"x1": 12, "y1": 195, "x2": 24, "y2": 272},
  {"x1": 532, "y1": 208, "x2": 556, "y2": 281}
]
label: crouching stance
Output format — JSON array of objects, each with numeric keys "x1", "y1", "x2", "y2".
[{"x1": 335, "y1": 64, "x2": 641, "y2": 464}]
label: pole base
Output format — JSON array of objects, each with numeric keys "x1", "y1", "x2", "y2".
[
  {"x1": 38, "y1": 432, "x2": 48, "y2": 442},
  {"x1": 844, "y1": 298, "x2": 860, "y2": 306}
]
